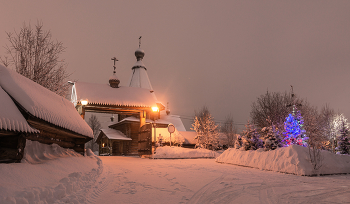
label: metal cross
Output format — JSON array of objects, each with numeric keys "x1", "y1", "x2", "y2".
[
  {"x1": 111, "y1": 57, "x2": 118, "y2": 73},
  {"x1": 286, "y1": 85, "x2": 302, "y2": 113},
  {"x1": 139, "y1": 36, "x2": 142, "y2": 48}
]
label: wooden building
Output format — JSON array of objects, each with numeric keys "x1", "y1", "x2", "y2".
[
  {"x1": 0, "y1": 86, "x2": 39, "y2": 163},
  {"x1": 0, "y1": 65, "x2": 93, "y2": 162},
  {"x1": 71, "y1": 46, "x2": 193, "y2": 156}
]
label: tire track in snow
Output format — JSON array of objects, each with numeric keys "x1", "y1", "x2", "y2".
[
  {"x1": 84, "y1": 158, "x2": 113, "y2": 204},
  {"x1": 188, "y1": 171, "x2": 276, "y2": 204},
  {"x1": 188, "y1": 174, "x2": 242, "y2": 204}
]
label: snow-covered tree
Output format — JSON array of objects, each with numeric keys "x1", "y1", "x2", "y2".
[
  {"x1": 316, "y1": 105, "x2": 335, "y2": 149},
  {"x1": 241, "y1": 121, "x2": 262, "y2": 150},
  {"x1": 260, "y1": 118, "x2": 281, "y2": 151},
  {"x1": 191, "y1": 107, "x2": 219, "y2": 150},
  {"x1": 0, "y1": 22, "x2": 70, "y2": 97},
  {"x1": 331, "y1": 114, "x2": 349, "y2": 152},
  {"x1": 234, "y1": 134, "x2": 242, "y2": 149},
  {"x1": 283, "y1": 108, "x2": 307, "y2": 147},
  {"x1": 335, "y1": 121, "x2": 350, "y2": 155},
  {"x1": 86, "y1": 114, "x2": 101, "y2": 151}
]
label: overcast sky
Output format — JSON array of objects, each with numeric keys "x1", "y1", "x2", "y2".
[{"x1": 1, "y1": 1, "x2": 350, "y2": 130}]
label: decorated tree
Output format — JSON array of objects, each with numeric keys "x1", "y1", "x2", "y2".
[
  {"x1": 283, "y1": 109, "x2": 307, "y2": 146},
  {"x1": 241, "y1": 121, "x2": 262, "y2": 150}
]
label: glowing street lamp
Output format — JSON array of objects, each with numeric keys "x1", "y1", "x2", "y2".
[{"x1": 81, "y1": 99, "x2": 88, "y2": 106}]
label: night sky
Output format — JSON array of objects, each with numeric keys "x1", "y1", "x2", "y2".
[{"x1": 1, "y1": 1, "x2": 350, "y2": 131}]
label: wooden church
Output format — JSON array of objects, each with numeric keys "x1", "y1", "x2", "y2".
[{"x1": 70, "y1": 41, "x2": 193, "y2": 156}]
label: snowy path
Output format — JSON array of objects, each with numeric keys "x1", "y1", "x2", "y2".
[{"x1": 86, "y1": 157, "x2": 350, "y2": 204}]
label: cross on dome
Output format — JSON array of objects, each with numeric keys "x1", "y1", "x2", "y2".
[{"x1": 109, "y1": 57, "x2": 120, "y2": 88}]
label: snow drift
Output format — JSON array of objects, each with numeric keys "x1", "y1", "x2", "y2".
[
  {"x1": 0, "y1": 140, "x2": 102, "y2": 204},
  {"x1": 153, "y1": 146, "x2": 220, "y2": 159},
  {"x1": 216, "y1": 145, "x2": 350, "y2": 176}
]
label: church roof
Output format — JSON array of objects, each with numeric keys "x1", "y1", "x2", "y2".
[
  {"x1": 0, "y1": 65, "x2": 93, "y2": 138},
  {"x1": 0, "y1": 86, "x2": 39, "y2": 133},
  {"x1": 72, "y1": 81, "x2": 158, "y2": 107}
]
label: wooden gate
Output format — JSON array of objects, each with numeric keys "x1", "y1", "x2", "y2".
[{"x1": 138, "y1": 124, "x2": 152, "y2": 156}]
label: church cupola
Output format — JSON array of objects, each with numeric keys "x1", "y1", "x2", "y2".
[
  {"x1": 135, "y1": 48, "x2": 145, "y2": 61},
  {"x1": 129, "y1": 36, "x2": 154, "y2": 90},
  {"x1": 109, "y1": 57, "x2": 120, "y2": 88}
]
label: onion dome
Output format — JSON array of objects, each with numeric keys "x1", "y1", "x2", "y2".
[
  {"x1": 135, "y1": 48, "x2": 145, "y2": 61},
  {"x1": 109, "y1": 73, "x2": 120, "y2": 88}
]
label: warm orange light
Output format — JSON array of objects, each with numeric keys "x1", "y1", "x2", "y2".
[
  {"x1": 102, "y1": 143, "x2": 105, "y2": 147},
  {"x1": 152, "y1": 106, "x2": 159, "y2": 112},
  {"x1": 81, "y1": 100, "x2": 88, "y2": 106}
]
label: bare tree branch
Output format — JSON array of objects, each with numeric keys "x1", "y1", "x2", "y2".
[{"x1": 1, "y1": 22, "x2": 70, "y2": 97}]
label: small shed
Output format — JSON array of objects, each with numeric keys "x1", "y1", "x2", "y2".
[
  {"x1": 0, "y1": 65, "x2": 93, "y2": 161},
  {"x1": 96, "y1": 128, "x2": 131, "y2": 155}
]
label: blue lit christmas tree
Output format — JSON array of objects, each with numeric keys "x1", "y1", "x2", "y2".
[
  {"x1": 283, "y1": 86, "x2": 307, "y2": 147},
  {"x1": 283, "y1": 109, "x2": 307, "y2": 146}
]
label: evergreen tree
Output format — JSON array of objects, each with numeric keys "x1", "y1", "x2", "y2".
[
  {"x1": 335, "y1": 121, "x2": 350, "y2": 154},
  {"x1": 234, "y1": 135, "x2": 242, "y2": 149},
  {"x1": 283, "y1": 109, "x2": 307, "y2": 146},
  {"x1": 241, "y1": 121, "x2": 262, "y2": 150},
  {"x1": 261, "y1": 119, "x2": 281, "y2": 151},
  {"x1": 191, "y1": 107, "x2": 219, "y2": 150}
]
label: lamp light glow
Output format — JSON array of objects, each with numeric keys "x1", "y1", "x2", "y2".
[
  {"x1": 81, "y1": 100, "x2": 88, "y2": 106},
  {"x1": 152, "y1": 106, "x2": 159, "y2": 112}
]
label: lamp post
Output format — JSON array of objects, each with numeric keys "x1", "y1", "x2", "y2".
[{"x1": 152, "y1": 106, "x2": 159, "y2": 154}]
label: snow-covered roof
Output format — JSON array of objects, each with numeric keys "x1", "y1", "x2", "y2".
[
  {"x1": 100, "y1": 128, "x2": 132, "y2": 140},
  {"x1": 178, "y1": 131, "x2": 197, "y2": 144},
  {"x1": 72, "y1": 81, "x2": 158, "y2": 107},
  {"x1": 111, "y1": 115, "x2": 185, "y2": 131},
  {"x1": 116, "y1": 116, "x2": 172, "y2": 125},
  {"x1": 0, "y1": 65, "x2": 93, "y2": 138},
  {"x1": 159, "y1": 112, "x2": 187, "y2": 131},
  {"x1": 0, "y1": 86, "x2": 39, "y2": 133}
]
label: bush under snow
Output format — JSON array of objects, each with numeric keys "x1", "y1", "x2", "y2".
[{"x1": 216, "y1": 145, "x2": 350, "y2": 176}]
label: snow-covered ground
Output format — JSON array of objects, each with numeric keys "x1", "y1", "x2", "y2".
[
  {"x1": 1, "y1": 142, "x2": 350, "y2": 203},
  {"x1": 153, "y1": 146, "x2": 220, "y2": 159},
  {"x1": 0, "y1": 140, "x2": 102, "y2": 204}
]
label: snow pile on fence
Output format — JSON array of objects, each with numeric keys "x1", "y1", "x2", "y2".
[
  {"x1": 0, "y1": 140, "x2": 102, "y2": 204},
  {"x1": 153, "y1": 146, "x2": 220, "y2": 159},
  {"x1": 216, "y1": 145, "x2": 350, "y2": 176}
]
